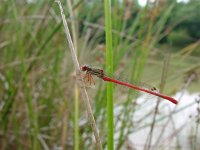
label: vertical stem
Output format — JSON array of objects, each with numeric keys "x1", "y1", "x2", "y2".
[
  {"x1": 74, "y1": 85, "x2": 79, "y2": 150},
  {"x1": 145, "y1": 54, "x2": 170, "y2": 150},
  {"x1": 55, "y1": 1, "x2": 102, "y2": 150},
  {"x1": 67, "y1": 1, "x2": 80, "y2": 149},
  {"x1": 104, "y1": 0, "x2": 113, "y2": 149}
]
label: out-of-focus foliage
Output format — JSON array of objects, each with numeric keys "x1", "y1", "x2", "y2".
[
  {"x1": 163, "y1": 0, "x2": 200, "y2": 49},
  {"x1": 0, "y1": 0, "x2": 199, "y2": 150}
]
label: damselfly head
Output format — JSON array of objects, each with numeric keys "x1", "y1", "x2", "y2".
[{"x1": 81, "y1": 65, "x2": 89, "y2": 71}]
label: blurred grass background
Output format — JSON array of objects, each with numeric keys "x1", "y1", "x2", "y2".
[{"x1": 0, "y1": 0, "x2": 200, "y2": 149}]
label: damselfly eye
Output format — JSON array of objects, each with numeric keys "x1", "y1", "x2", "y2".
[{"x1": 81, "y1": 65, "x2": 88, "y2": 71}]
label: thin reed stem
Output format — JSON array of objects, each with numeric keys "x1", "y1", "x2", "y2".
[
  {"x1": 104, "y1": 0, "x2": 114, "y2": 149},
  {"x1": 55, "y1": 1, "x2": 102, "y2": 150},
  {"x1": 66, "y1": 0, "x2": 80, "y2": 149},
  {"x1": 145, "y1": 54, "x2": 170, "y2": 150}
]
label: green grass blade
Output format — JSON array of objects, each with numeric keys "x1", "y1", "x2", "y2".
[{"x1": 104, "y1": 0, "x2": 114, "y2": 149}]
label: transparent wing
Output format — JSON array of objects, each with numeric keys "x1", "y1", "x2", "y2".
[{"x1": 82, "y1": 72, "x2": 95, "y2": 87}]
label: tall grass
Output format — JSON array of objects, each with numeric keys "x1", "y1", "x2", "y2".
[
  {"x1": 104, "y1": 0, "x2": 114, "y2": 149},
  {"x1": 0, "y1": 0, "x2": 199, "y2": 150},
  {"x1": 65, "y1": 0, "x2": 80, "y2": 149}
]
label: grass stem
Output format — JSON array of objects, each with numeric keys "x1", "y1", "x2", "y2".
[
  {"x1": 104, "y1": 0, "x2": 114, "y2": 149},
  {"x1": 55, "y1": 1, "x2": 102, "y2": 149}
]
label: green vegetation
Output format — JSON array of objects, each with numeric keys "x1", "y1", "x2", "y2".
[
  {"x1": 0, "y1": 0, "x2": 199, "y2": 150},
  {"x1": 104, "y1": 0, "x2": 114, "y2": 149}
]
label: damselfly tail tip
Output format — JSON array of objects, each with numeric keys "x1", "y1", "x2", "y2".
[{"x1": 172, "y1": 99, "x2": 178, "y2": 105}]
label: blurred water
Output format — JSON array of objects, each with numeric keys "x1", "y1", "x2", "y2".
[
  {"x1": 138, "y1": 0, "x2": 189, "y2": 7},
  {"x1": 27, "y1": 0, "x2": 37, "y2": 3},
  {"x1": 128, "y1": 92, "x2": 200, "y2": 150}
]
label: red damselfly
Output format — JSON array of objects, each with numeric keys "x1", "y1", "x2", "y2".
[{"x1": 81, "y1": 65, "x2": 178, "y2": 104}]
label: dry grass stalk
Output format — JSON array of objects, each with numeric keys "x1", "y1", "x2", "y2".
[{"x1": 55, "y1": 1, "x2": 103, "y2": 149}]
